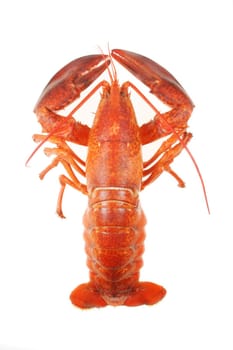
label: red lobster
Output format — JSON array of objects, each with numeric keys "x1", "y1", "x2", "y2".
[{"x1": 31, "y1": 49, "x2": 194, "y2": 308}]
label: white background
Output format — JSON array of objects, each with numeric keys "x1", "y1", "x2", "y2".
[{"x1": 0, "y1": 1, "x2": 232, "y2": 349}]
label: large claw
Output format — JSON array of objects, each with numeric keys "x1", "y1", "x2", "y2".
[
  {"x1": 112, "y1": 49, "x2": 194, "y2": 109},
  {"x1": 35, "y1": 54, "x2": 110, "y2": 113},
  {"x1": 34, "y1": 55, "x2": 110, "y2": 145},
  {"x1": 112, "y1": 49, "x2": 194, "y2": 145}
]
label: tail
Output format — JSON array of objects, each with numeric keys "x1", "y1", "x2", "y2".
[
  {"x1": 70, "y1": 187, "x2": 166, "y2": 308},
  {"x1": 70, "y1": 281, "x2": 166, "y2": 308}
]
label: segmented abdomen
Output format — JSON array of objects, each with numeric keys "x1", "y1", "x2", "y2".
[{"x1": 83, "y1": 187, "x2": 146, "y2": 303}]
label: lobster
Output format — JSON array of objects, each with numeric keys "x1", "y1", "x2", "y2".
[{"x1": 31, "y1": 49, "x2": 195, "y2": 308}]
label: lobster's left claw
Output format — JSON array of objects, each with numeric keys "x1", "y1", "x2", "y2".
[
  {"x1": 35, "y1": 54, "x2": 111, "y2": 113},
  {"x1": 33, "y1": 55, "x2": 111, "y2": 146}
]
